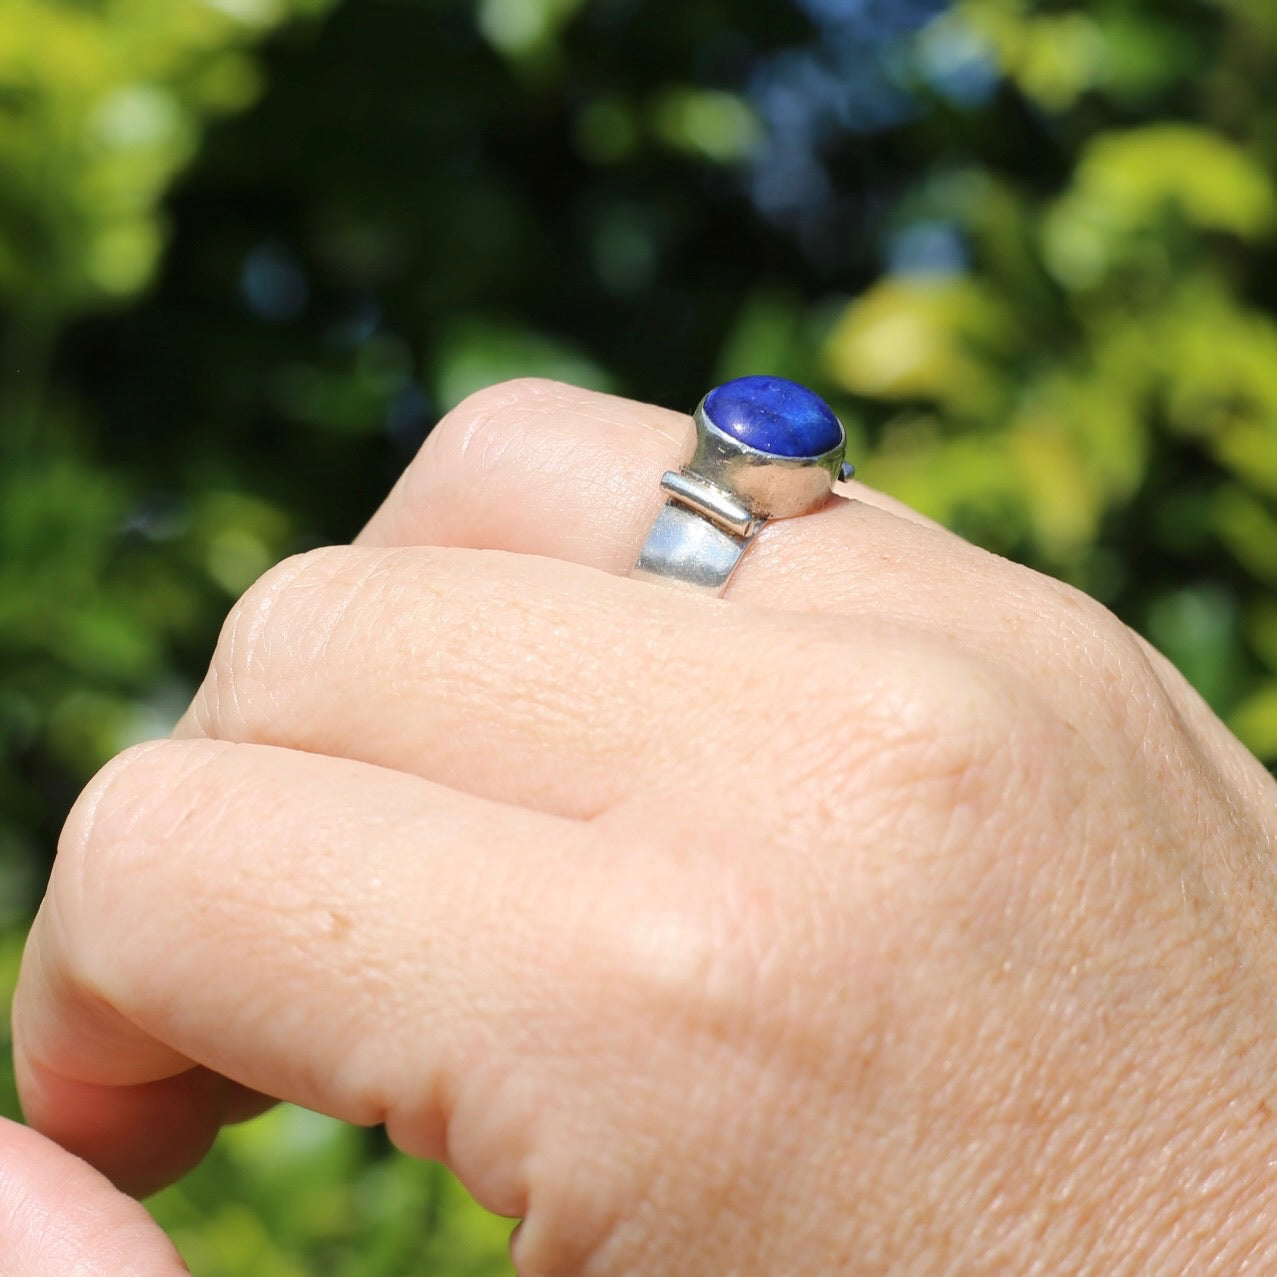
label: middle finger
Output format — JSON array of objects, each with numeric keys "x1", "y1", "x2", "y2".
[{"x1": 176, "y1": 542, "x2": 971, "y2": 820}]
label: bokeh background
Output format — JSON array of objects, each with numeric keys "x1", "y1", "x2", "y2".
[{"x1": 3, "y1": 0, "x2": 1277, "y2": 1271}]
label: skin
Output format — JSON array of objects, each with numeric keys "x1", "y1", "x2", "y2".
[
  {"x1": 0, "y1": 1117, "x2": 189, "y2": 1274},
  {"x1": 11, "y1": 378, "x2": 1277, "y2": 1274}
]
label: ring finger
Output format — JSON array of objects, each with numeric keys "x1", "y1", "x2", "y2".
[
  {"x1": 350, "y1": 380, "x2": 1186, "y2": 733},
  {"x1": 354, "y1": 378, "x2": 962, "y2": 614}
]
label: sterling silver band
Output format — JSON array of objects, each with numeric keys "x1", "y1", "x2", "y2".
[{"x1": 633, "y1": 478, "x2": 760, "y2": 594}]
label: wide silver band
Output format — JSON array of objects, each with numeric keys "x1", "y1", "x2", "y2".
[
  {"x1": 632, "y1": 396, "x2": 850, "y2": 596},
  {"x1": 633, "y1": 480, "x2": 760, "y2": 594}
]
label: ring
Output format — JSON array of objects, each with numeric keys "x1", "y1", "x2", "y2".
[{"x1": 632, "y1": 375, "x2": 853, "y2": 595}]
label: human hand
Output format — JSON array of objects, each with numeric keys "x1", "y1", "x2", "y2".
[
  {"x1": 0, "y1": 1115, "x2": 188, "y2": 1274},
  {"x1": 14, "y1": 380, "x2": 1277, "y2": 1274}
]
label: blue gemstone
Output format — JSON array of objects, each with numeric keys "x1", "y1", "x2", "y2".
[{"x1": 702, "y1": 376, "x2": 843, "y2": 458}]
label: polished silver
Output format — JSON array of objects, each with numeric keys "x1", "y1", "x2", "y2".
[
  {"x1": 632, "y1": 396, "x2": 850, "y2": 596},
  {"x1": 657, "y1": 469, "x2": 756, "y2": 538}
]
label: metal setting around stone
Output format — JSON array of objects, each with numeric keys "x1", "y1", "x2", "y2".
[
  {"x1": 632, "y1": 380, "x2": 853, "y2": 596},
  {"x1": 684, "y1": 396, "x2": 846, "y2": 522}
]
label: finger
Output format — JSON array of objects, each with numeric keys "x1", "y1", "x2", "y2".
[
  {"x1": 349, "y1": 380, "x2": 1185, "y2": 740},
  {"x1": 173, "y1": 543, "x2": 963, "y2": 819},
  {"x1": 0, "y1": 1117, "x2": 189, "y2": 1274},
  {"x1": 352, "y1": 378, "x2": 1166, "y2": 739},
  {"x1": 14, "y1": 736, "x2": 630, "y2": 1207},
  {"x1": 355, "y1": 378, "x2": 953, "y2": 611},
  {"x1": 179, "y1": 525, "x2": 1144, "y2": 827},
  {"x1": 347, "y1": 379, "x2": 1206, "y2": 765}
]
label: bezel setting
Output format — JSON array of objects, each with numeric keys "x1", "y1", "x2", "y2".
[
  {"x1": 669, "y1": 394, "x2": 849, "y2": 525},
  {"x1": 633, "y1": 378, "x2": 855, "y2": 595}
]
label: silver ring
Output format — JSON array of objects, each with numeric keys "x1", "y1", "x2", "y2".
[{"x1": 632, "y1": 375, "x2": 853, "y2": 595}]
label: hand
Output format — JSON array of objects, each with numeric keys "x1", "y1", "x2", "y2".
[
  {"x1": 0, "y1": 1115, "x2": 188, "y2": 1273},
  {"x1": 14, "y1": 379, "x2": 1277, "y2": 1274}
]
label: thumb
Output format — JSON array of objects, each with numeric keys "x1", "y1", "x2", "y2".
[{"x1": 0, "y1": 1117, "x2": 188, "y2": 1275}]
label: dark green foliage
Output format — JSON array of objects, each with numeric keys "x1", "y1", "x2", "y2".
[{"x1": 2, "y1": 0, "x2": 1276, "y2": 1269}]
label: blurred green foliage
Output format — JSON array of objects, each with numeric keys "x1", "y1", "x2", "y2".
[
  {"x1": 2, "y1": 0, "x2": 1276, "y2": 1271},
  {"x1": 0, "y1": 0, "x2": 332, "y2": 320}
]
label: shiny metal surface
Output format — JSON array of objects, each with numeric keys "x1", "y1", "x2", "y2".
[
  {"x1": 632, "y1": 391, "x2": 849, "y2": 596},
  {"x1": 632, "y1": 500, "x2": 751, "y2": 594},
  {"x1": 685, "y1": 400, "x2": 845, "y2": 521}
]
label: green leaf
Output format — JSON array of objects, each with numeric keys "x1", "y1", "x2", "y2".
[
  {"x1": 824, "y1": 276, "x2": 1014, "y2": 416},
  {"x1": 433, "y1": 317, "x2": 614, "y2": 412},
  {"x1": 1229, "y1": 681, "x2": 1277, "y2": 763}
]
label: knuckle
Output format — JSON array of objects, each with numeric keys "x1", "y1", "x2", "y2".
[
  {"x1": 56, "y1": 740, "x2": 171, "y2": 877},
  {"x1": 416, "y1": 377, "x2": 574, "y2": 489},
  {"x1": 808, "y1": 643, "x2": 1072, "y2": 915},
  {"x1": 48, "y1": 740, "x2": 247, "y2": 1007},
  {"x1": 192, "y1": 546, "x2": 348, "y2": 738},
  {"x1": 890, "y1": 660, "x2": 1020, "y2": 795},
  {"x1": 554, "y1": 842, "x2": 891, "y2": 1219},
  {"x1": 830, "y1": 643, "x2": 1099, "y2": 946},
  {"x1": 49, "y1": 741, "x2": 193, "y2": 980},
  {"x1": 834, "y1": 645, "x2": 1029, "y2": 820},
  {"x1": 1034, "y1": 578, "x2": 1172, "y2": 744},
  {"x1": 575, "y1": 847, "x2": 805, "y2": 1060}
]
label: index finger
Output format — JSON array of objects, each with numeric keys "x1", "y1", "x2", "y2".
[{"x1": 12, "y1": 734, "x2": 654, "y2": 1214}]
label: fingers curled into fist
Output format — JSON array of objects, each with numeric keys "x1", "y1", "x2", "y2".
[{"x1": 15, "y1": 380, "x2": 1277, "y2": 1276}]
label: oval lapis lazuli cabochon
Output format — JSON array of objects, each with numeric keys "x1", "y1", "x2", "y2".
[{"x1": 702, "y1": 376, "x2": 843, "y2": 459}]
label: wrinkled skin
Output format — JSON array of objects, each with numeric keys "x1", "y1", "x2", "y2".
[{"x1": 13, "y1": 380, "x2": 1277, "y2": 1275}]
